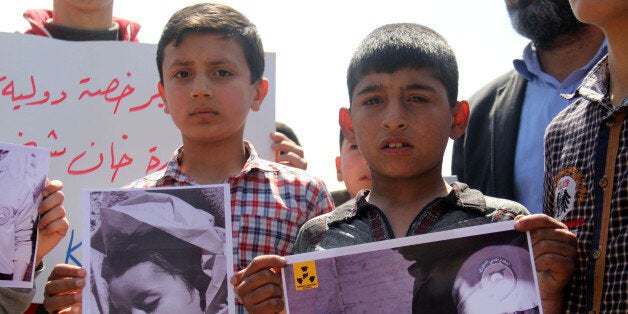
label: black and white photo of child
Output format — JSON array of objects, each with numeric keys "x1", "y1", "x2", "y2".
[{"x1": 86, "y1": 186, "x2": 231, "y2": 314}]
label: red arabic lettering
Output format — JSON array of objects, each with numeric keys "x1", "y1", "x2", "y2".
[
  {"x1": 47, "y1": 130, "x2": 66, "y2": 157},
  {"x1": 106, "y1": 83, "x2": 135, "y2": 114},
  {"x1": 1, "y1": 75, "x2": 36, "y2": 102},
  {"x1": 48, "y1": 130, "x2": 59, "y2": 140},
  {"x1": 50, "y1": 91, "x2": 67, "y2": 105},
  {"x1": 24, "y1": 90, "x2": 50, "y2": 106},
  {"x1": 109, "y1": 139, "x2": 134, "y2": 182},
  {"x1": 17, "y1": 131, "x2": 38, "y2": 147},
  {"x1": 78, "y1": 73, "x2": 136, "y2": 114},
  {"x1": 67, "y1": 142, "x2": 104, "y2": 175},
  {"x1": 129, "y1": 92, "x2": 163, "y2": 112},
  {"x1": 145, "y1": 146, "x2": 164, "y2": 174}
]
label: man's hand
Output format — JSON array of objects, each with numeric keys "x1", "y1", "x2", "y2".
[
  {"x1": 231, "y1": 255, "x2": 286, "y2": 313},
  {"x1": 36, "y1": 180, "x2": 69, "y2": 265},
  {"x1": 514, "y1": 214, "x2": 577, "y2": 314},
  {"x1": 43, "y1": 264, "x2": 86, "y2": 314},
  {"x1": 270, "y1": 132, "x2": 307, "y2": 170}
]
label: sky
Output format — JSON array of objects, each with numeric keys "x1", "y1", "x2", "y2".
[{"x1": 0, "y1": 0, "x2": 529, "y2": 191}]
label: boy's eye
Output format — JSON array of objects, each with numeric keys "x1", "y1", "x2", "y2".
[
  {"x1": 215, "y1": 69, "x2": 232, "y2": 77},
  {"x1": 173, "y1": 70, "x2": 191, "y2": 78},
  {"x1": 408, "y1": 95, "x2": 428, "y2": 103},
  {"x1": 349, "y1": 145, "x2": 359, "y2": 150},
  {"x1": 362, "y1": 97, "x2": 383, "y2": 106}
]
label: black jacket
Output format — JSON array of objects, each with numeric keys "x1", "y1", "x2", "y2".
[{"x1": 452, "y1": 70, "x2": 527, "y2": 200}]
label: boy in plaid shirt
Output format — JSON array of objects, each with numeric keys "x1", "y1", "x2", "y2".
[
  {"x1": 543, "y1": 1, "x2": 628, "y2": 312},
  {"x1": 42, "y1": 3, "x2": 333, "y2": 313}
]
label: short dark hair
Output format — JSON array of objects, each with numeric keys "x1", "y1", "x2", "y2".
[
  {"x1": 156, "y1": 3, "x2": 264, "y2": 84},
  {"x1": 275, "y1": 121, "x2": 301, "y2": 146},
  {"x1": 347, "y1": 23, "x2": 458, "y2": 107}
]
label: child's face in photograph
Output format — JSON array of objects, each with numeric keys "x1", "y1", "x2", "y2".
[
  {"x1": 108, "y1": 261, "x2": 202, "y2": 314},
  {"x1": 348, "y1": 67, "x2": 464, "y2": 181},
  {"x1": 159, "y1": 33, "x2": 267, "y2": 145}
]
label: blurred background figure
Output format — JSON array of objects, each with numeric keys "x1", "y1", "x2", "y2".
[
  {"x1": 23, "y1": 0, "x2": 140, "y2": 41},
  {"x1": 331, "y1": 108, "x2": 371, "y2": 206}
]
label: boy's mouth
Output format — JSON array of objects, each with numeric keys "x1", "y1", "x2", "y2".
[
  {"x1": 380, "y1": 137, "x2": 412, "y2": 151},
  {"x1": 382, "y1": 141, "x2": 411, "y2": 149},
  {"x1": 191, "y1": 108, "x2": 218, "y2": 116}
]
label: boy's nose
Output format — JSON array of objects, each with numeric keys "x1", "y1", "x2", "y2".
[
  {"x1": 382, "y1": 104, "x2": 408, "y2": 131},
  {"x1": 190, "y1": 78, "x2": 213, "y2": 98}
]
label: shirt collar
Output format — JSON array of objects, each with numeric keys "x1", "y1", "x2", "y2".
[
  {"x1": 513, "y1": 41, "x2": 608, "y2": 86},
  {"x1": 570, "y1": 56, "x2": 610, "y2": 103},
  {"x1": 162, "y1": 141, "x2": 276, "y2": 184},
  {"x1": 326, "y1": 183, "x2": 486, "y2": 226},
  {"x1": 566, "y1": 56, "x2": 628, "y2": 114}
]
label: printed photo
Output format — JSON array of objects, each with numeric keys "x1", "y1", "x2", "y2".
[
  {"x1": 282, "y1": 221, "x2": 541, "y2": 314},
  {"x1": 0, "y1": 141, "x2": 49, "y2": 288},
  {"x1": 83, "y1": 185, "x2": 233, "y2": 314}
]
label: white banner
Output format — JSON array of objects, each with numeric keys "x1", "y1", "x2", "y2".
[{"x1": 0, "y1": 32, "x2": 275, "y2": 301}]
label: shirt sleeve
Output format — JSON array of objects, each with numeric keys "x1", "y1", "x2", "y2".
[
  {"x1": 0, "y1": 287, "x2": 35, "y2": 314},
  {"x1": 306, "y1": 179, "x2": 334, "y2": 221}
]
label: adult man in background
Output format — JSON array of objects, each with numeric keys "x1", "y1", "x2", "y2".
[{"x1": 452, "y1": 0, "x2": 606, "y2": 213}]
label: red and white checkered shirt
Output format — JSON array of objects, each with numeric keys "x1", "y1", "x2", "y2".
[
  {"x1": 126, "y1": 142, "x2": 334, "y2": 273},
  {"x1": 544, "y1": 56, "x2": 628, "y2": 313}
]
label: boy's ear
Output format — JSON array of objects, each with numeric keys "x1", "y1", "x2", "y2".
[
  {"x1": 335, "y1": 156, "x2": 344, "y2": 181},
  {"x1": 158, "y1": 82, "x2": 170, "y2": 114},
  {"x1": 450, "y1": 100, "x2": 469, "y2": 140},
  {"x1": 251, "y1": 78, "x2": 269, "y2": 112},
  {"x1": 339, "y1": 107, "x2": 356, "y2": 144}
]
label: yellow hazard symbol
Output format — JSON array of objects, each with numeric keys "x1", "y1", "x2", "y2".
[{"x1": 292, "y1": 260, "x2": 318, "y2": 291}]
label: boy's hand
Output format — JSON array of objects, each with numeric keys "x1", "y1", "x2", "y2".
[
  {"x1": 231, "y1": 255, "x2": 286, "y2": 313},
  {"x1": 43, "y1": 264, "x2": 86, "y2": 314},
  {"x1": 270, "y1": 132, "x2": 307, "y2": 170},
  {"x1": 514, "y1": 214, "x2": 577, "y2": 314},
  {"x1": 36, "y1": 179, "x2": 69, "y2": 266}
]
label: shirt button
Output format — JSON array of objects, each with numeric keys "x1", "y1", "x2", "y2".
[
  {"x1": 606, "y1": 117, "x2": 616, "y2": 127},
  {"x1": 599, "y1": 177, "x2": 608, "y2": 188},
  {"x1": 592, "y1": 249, "x2": 602, "y2": 259}
]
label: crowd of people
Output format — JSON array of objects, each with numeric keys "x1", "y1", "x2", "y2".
[{"x1": 1, "y1": 0, "x2": 626, "y2": 313}]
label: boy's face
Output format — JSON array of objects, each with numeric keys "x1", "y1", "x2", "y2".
[
  {"x1": 335, "y1": 136, "x2": 372, "y2": 197},
  {"x1": 158, "y1": 33, "x2": 268, "y2": 145},
  {"x1": 569, "y1": 0, "x2": 628, "y2": 27},
  {"x1": 345, "y1": 67, "x2": 467, "y2": 181}
]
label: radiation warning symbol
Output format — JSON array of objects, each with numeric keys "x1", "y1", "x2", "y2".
[{"x1": 292, "y1": 260, "x2": 318, "y2": 291}]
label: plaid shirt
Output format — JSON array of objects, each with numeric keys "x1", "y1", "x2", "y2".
[
  {"x1": 294, "y1": 183, "x2": 527, "y2": 253},
  {"x1": 126, "y1": 141, "x2": 334, "y2": 269},
  {"x1": 544, "y1": 56, "x2": 628, "y2": 313}
]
